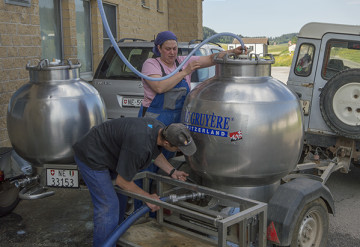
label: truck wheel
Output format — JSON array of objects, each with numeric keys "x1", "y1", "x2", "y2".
[
  {"x1": 0, "y1": 181, "x2": 20, "y2": 216},
  {"x1": 290, "y1": 199, "x2": 328, "y2": 247},
  {"x1": 320, "y1": 69, "x2": 360, "y2": 139}
]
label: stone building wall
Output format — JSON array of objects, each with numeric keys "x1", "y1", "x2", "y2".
[
  {"x1": 168, "y1": 0, "x2": 203, "y2": 42},
  {"x1": 0, "y1": 0, "x2": 41, "y2": 147}
]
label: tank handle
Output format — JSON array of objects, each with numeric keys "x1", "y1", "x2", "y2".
[
  {"x1": 213, "y1": 52, "x2": 275, "y2": 64},
  {"x1": 213, "y1": 50, "x2": 253, "y2": 63},
  {"x1": 26, "y1": 59, "x2": 44, "y2": 69},
  {"x1": 212, "y1": 52, "x2": 238, "y2": 63},
  {"x1": 260, "y1": 53, "x2": 275, "y2": 63},
  {"x1": 66, "y1": 58, "x2": 81, "y2": 69},
  {"x1": 248, "y1": 53, "x2": 275, "y2": 63},
  {"x1": 26, "y1": 58, "x2": 81, "y2": 70}
]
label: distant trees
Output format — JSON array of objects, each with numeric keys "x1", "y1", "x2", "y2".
[
  {"x1": 269, "y1": 33, "x2": 298, "y2": 45},
  {"x1": 203, "y1": 26, "x2": 298, "y2": 45},
  {"x1": 202, "y1": 26, "x2": 240, "y2": 44}
]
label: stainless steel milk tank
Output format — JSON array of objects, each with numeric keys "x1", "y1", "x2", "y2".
[
  {"x1": 182, "y1": 53, "x2": 304, "y2": 202},
  {"x1": 7, "y1": 59, "x2": 106, "y2": 165}
]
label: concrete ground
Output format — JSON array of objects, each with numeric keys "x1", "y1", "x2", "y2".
[
  {"x1": 0, "y1": 186, "x2": 93, "y2": 247},
  {"x1": 271, "y1": 66, "x2": 291, "y2": 83}
]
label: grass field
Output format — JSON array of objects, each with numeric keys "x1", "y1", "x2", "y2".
[{"x1": 268, "y1": 44, "x2": 293, "y2": 67}]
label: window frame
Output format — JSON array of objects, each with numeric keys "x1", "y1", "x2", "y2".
[
  {"x1": 75, "y1": 0, "x2": 93, "y2": 77},
  {"x1": 102, "y1": 3, "x2": 117, "y2": 54},
  {"x1": 39, "y1": 0, "x2": 64, "y2": 61},
  {"x1": 142, "y1": 0, "x2": 150, "y2": 9},
  {"x1": 321, "y1": 39, "x2": 360, "y2": 80},
  {"x1": 5, "y1": 0, "x2": 31, "y2": 7},
  {"x1": 294, "y1": 43, "x2": 315, "y2": 77},
  {"x1": 157, "y1": 0, "x2": 164, "y2": 12}
]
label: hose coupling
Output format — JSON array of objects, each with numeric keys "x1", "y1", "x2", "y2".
[
  {"x1": 168, "y1": 192, "x2": 205, "y2": 203},
  {"x1": 13, "y1": 175, "x2": 39, "y2": 188}
]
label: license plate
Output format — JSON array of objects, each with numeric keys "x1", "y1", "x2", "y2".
[
  {"x1": 122, "y1": 97, "x2": 142, "y2": 107},
  {"x1": 46, "y1": 169, "x2": 79, "y2": 188}
]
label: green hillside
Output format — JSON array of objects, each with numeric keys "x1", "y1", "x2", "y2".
[{"x1": 268, "y1": 44, "x2": 293, "y2": 67}]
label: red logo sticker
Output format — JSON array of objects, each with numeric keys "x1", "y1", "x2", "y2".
[{"x1": 230, "y1": 130, "x2": 242, "y2": 142}]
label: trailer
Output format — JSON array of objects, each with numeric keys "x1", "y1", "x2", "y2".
[{"x1": 112, "y1": 156, "x2": 334, "y2": 247}]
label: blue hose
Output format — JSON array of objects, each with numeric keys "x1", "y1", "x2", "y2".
[
  {"x1": 96, "y1": 0, "x2": 245, "y2": 82},
  {"x1": 101, "y1": 196, "x2": 170, "y2": 247}
]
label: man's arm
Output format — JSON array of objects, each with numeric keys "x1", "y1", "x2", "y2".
[
  {"x1": 153, "y1": 153, "x2": 189, "y2": 181},
  {"x1": 115, "y1": 174, "x2": 160, "y2": 212}
]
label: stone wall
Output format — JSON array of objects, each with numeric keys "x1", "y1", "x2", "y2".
[
  {"x1": 168, "y1": 0, "x2": 203, "y2": 42},
  {"x1": 0, "y1": 0, "x2": 41, "y2": 147}
]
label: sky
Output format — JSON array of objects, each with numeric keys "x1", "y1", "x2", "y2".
[{"x1": 203, "y1": 0, "x2": 360, "y2": 38}]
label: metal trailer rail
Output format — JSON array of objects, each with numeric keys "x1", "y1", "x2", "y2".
[{"x1": 115, "y1": 172, "x2": 267, "y2": 247}]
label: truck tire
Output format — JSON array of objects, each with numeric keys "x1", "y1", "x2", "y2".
[
  {"x1": 0, "y1": 181, "x2": 20, "y2": 216},
  {"x1": 320, "y1": 69, "x2": 360, "y2": 139},
  {"x1": 290, "y1": 198, "x2": 328, "y2": 247}
]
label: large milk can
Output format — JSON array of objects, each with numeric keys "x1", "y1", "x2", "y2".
[
  {"x1": 182, "y1": 53, "x2": 304, "y2": 202},
  {"x1": 7, "y1": 59, "x2": 106, "y2": 165}
]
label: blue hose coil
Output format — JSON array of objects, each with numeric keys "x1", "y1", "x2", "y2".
[{"x1": 101, "y1": 196, "x2": 170, "y2": 247}]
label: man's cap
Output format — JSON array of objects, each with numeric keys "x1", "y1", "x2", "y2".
[
  {"x1": 163, "y1": 123, "x2": 196, "y2": 156},
  {"x1": 153, "y1": 31, "x2": 177, "y2": 57}
]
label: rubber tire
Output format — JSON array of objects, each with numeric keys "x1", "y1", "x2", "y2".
[
  {"x1": 0, "y1": 181, "x2": 20, "y2": 216},
  {"x1": 290, "y1": 199, "x2": 329, "y2": 247},
  {"x1": 320, "y1": 69, "x2": 360, "y2": 139}
]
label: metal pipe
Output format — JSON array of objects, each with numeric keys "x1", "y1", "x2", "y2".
[{"x1": 13, "y1": 175, "x2": 39, "y2": 188}]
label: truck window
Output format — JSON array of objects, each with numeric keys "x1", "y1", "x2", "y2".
[
  {"x1": 322, "y1": 39, "x2": 360, "y2": 79},
  {"x1": 295, "y1": 43, "x2": 315, "y2": 77}
]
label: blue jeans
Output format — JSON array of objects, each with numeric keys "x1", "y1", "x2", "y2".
[{"x1": 75, "y1": 156, "x2": 127, "y2": 247}]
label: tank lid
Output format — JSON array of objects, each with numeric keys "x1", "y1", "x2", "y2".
[
  {"x1": 26, "y1": 59, "x2": 81, "y2": 71},
  {"x1": 213, "y1": 53, "x2": 275, "y2": 65}
]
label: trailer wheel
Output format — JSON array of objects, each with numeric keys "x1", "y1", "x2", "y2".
[
  {"x1": 320, "y1": 69, "x2": 360, "y2": 139},
  {"x1": 0, "y1": 181, "x2": 20, "y2": 216},
  {"x1": 290, "y1": 199, "x2": 328, "y2": 247}
]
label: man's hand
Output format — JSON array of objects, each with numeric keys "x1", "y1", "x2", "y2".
[
  {"x1": 115, "y1": 175, "x2": 161, "y2": 212},
  {"x1": 171, "y1": 170, "x2": 189, "y2": 182},
  {"x1": 145, "y1": 193, "x2": 161, "y2": 212}
]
